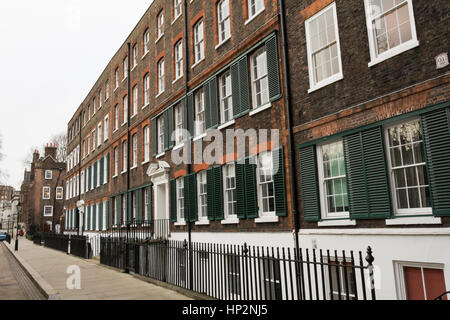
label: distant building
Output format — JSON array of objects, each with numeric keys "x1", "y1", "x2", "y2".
[
  {"x1": 21, "y1": 144, "x2": 66, "y2": 234},
  {"x1": 0, "y1": 185, "x2": 14, "y2": 202}
]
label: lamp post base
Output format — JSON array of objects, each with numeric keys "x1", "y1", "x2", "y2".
[{"x1": 15, "y1": 238, "x2": 18, "y2": 251}]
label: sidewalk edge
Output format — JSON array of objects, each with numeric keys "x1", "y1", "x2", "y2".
[{"x1": 4, "y1": 242, "x2": 60, "y2": 300}]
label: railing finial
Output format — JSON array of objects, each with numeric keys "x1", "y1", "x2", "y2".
[{"x1": 365, "y1": 246, "x2": 374, "y2": 265}]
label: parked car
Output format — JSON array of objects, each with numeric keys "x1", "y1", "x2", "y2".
[{"x1": 0, "y1": 230, "x2": 9, "y2": 242}]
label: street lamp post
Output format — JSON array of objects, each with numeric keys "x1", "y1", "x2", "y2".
[{"x1": 15, "y1": 205, "x2": 21, "y2": 251}]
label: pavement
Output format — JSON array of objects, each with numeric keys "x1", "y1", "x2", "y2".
[
  {"x1": 3, "y1": 238, "x2": 191, "y2": 300},
  {"x1": 0, "y1": 242, "x2": 45, "y2": 300}
]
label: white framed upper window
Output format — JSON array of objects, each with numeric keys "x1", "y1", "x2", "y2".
[
  {"x1": 103, "y1": 156, "x2": 108, "y2": 184},
  {"x1": 45, "y1": 170, "x2": 52, "y2": 180},
  {"x1": 364, "y1": 0, "x2": 419, "y2": 67},
  {"x1": 158, "y1": 59, "x2": 165, "y2": 95},
  {"x1": 157, "y1": 11, "x2": 164, "y2": 39},
  {"x1": 174, "y1": 104, "x2": 184, "y2": 146},
  {"x1": 174, "y1": 0, "x2": 182, "y2": 21},
  {"x1": 194, "y1": 89, "x2": 206, "y2": 137},
  {"x1": 132, "y1": 134, "x2": 138, "y2": 168},
  {"x1": 123, "y1": 56, "x2": 128, "y2": 80},
  {"x1": 250, "y1": 47, "x2": 270, "y2": 109},
  {"x1": 144, "y1": 74, "x2": 150, "y2": 106},
  {"x1": 43, "y1": 186, "x2": 51, "y2": 200},
  {"x1": 197, "y1": 171, "x2": 208, "y2": 221},
  {"x1": 114, "y1": 146, "x2": 119, "y2": 176},
  {"x1": 158, "y1": 116, "x2": 165, "y2": 154},
  {"x1": 56, "y1": 187, "x2": 63, "y2": 200},
  {"x1": 143, "y1": 126, "x2": 150, "y2": 162},
  {"x1": 194, "y1": 20, "x2": 205, "y2": 64},
  {"x1": 122, "y1": 141, "x2": 128, "y2": 173},
  {"x1": 114, "y1": 105, "x2": 119, "y2": 130},
  {"x1": 123, "y1": 95, "x2": 128, "y2": 124},
  {"x1": 305, "y1": 2, "x2": 343, "y2": 93},
  {"x1": 217, "y1": 0, "x2": 231, "y2": 45},
  {"x1": 99, "y1": 91, "x2": 103, "y2": 109},
  {"x1": 92, "y1": 130, "x2": 96, "y2": 151},
  {"x1": 219, "y1": 71, "x2": 233, "y2": 124},
  {"x1": 115, "y1": 68, "x2": 119, "y2": 88},
  {"x1": 97, "y1": 122, "x2": 102, "y2": 147},
  {"x1": 105, "y1": 80, "x2": 110, "y2": 100},
  {"x1": 223, "y1": 164, "x2": 237, "y2": 220},
  {"x1": 44, "y1": 206, "x2": 53, "y2": 217},
  {"x1": 256, "y1": 152, "x2": 276, "y2": 217},
  {"x1": 104, "y1": 115, "x2": 109, "y2": 142},
  {"x1": 176, "y1": 178, "x2": 185, "y2": 222},
  {"x1": 132, "y1": 44, "x2": 138, "y2": 68},
  {"x1": 143, "y1": 30, "x2": 150, "y2": 55},
  {"x1": 174, "y1": 40, "x2": 183, "y2": 80},
  {"x1": 317, "y1": 139, "x2": 350, "y2": 220},
  {"x1": 144, "y1": 188, "x2": 149, "y2": 220},
  {"x1": 248, "y1": 0, "x2": 265, "y2": 20},
  {"x1": 385, "y1": 119, "x2": 431, "y2": 216},
  {"x1": 132, "y1": 85, "x2": 138, "y2": 116}
]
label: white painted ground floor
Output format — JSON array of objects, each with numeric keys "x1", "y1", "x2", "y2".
[{"x1": 171, "y1": 228, "x2": 450, "y2": 300}]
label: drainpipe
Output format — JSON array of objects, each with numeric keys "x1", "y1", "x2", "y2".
[
  {"x1": 78, "y1": 112, "x2": 82, "y2": 236},
  {"x1": 125, "y1": 42, "x2": 132, "y2": 273},
  {"x1": 183, "y1": 0, "x2": 194, "y2": 292},
  {"x1": 279, "y1": 0, "x2": 300, "y2": 250}
]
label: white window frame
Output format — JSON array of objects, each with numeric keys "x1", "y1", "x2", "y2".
[
  {"x1": 316, "y1": 139, "x2": 350, "y2": 220},
  {"x1": 223, "y1": 164, "x2": 238, "y2": 221},
  {"x1": 122, "y1": 141, "x2": 128, "y2": 173},
  {"x1": 123, "y1": 96, "x2": 128, "y2": 125},
  {"x1": 132, "y1": 86, "x2": 138, "y2": 116},
  {"x1": 143, "y1": 126, "x2": 150, "y2": 163},
  {"x1": 114, "y1": 147, "x2": 119, "y2": 177},
  {"x1": 144, "y1": 30, "x2": 150, "y2": 55},
  {"x1": 81, "y1": 171, "x2": 85, "y2": 194},
  {"x1": 103, "y1": 156, "x2": 108, "y2": 184},
  {"x1": 44, "y1": 206, "x2": 53, "y2": 217},
  {"x1": 219, "y1": 71, "x2": 233, "y2": 124},
  {"x1": 176, "y1": 178, "x2": 185, "y2": 223},
  {"x1": 144, "y1": 188, "x2": 149, "y2": 220},
  {"x1": 104, "y1": 115, "x2": 109, "y2": 142},
  {"x1": 248, "y1": 0, "x2": 265, "y2": 21},
  {"x1": 194, "y1": 89, "x2": 206, "y2": 137},
  {"x1": 45, "y1": 170, "x2": 52, "y2": 180},
  {"x1": 158, "y1": 116, "x2": 165, "y2": 154},
  {"x1": 256, "y1": 152, "x2": 276, "y2": 218},
  {"x1": 197, "y1": 171, "x2": 208, "y2": 221},
  {"x1": 133, "y1": 44, "x2": 138, "y2": 69},
  {"x1": 97, "y1": 122, "x2": 102, "y2": 147},
  {"x1": 144, "y1": 74, "x2": 150, "y2": 107},
  {"x1": 305, "y1": 2, "x2": 344, "y2": 93},
  {"x1": 158, "y1": 59, "x2": 165, "y2": 95},
  {"x1": 250, "y1": 47, "x2": 270, "y2": 110},
  {"x1": 174, "y1": 40, "x2": 183, "y2": 81},
  {"x1": 114, "y1": 105, "x2": 119, "y2": 130},
  {"x1": 123, "y1": 56, "x2": 128, "y2": 80},
  {"x1": 122, "y1": 195, "x2": 127, "y2": 225},
  {"x1": 364, "y1": 0, "x2": 419, "y2": 67},
  {"x1": 217, "y1": 0, "x2": 231, "y2": 45},
  {"x1": 174, "y1": 0, "x2": 182, "y2": 21},
  {"x1": 56, "y1": 187, "x2": 63, "y2": 200},
  {"x1": 174, "y1": 104, "x2": 184, "y2": 146},
  {"x1": 106, "y1": 80, "x2": 110, "y2": 100},
  {"x1": 43, "y1": 186, "x2": 51, "y2": 200},
  {"x1": 194, "y1": 20, "x2": 205, "y2": 64},
  {"x1": 115, "y1": 68, "x2": 119, "y2": 89},
  {"x1": 132, "y1": 134, "x2": 138, "y2": 168},
  {"x1": 384, "y1": 119, "x2": 432, "y2": 216},
  {"x1": 157, "y1": 11, "x2": 165, "y2": 39}
]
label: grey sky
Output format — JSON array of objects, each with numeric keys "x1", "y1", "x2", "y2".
[{"x1": 0, "y1": 0, "x2": 154, "y2": 189}]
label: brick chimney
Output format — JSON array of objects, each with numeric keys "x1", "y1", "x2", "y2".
[
  {"x1": 32, "y1": 149, "x2": 39, "y2": 163},
  {"x1": 45, "y1": 143, "x2": 57, "y2": 159}
]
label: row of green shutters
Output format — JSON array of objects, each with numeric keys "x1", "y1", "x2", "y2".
[
  {"x1": 170, "y1": 147, "x2": 286, "y2": 222},
  {"x1": 152, "y1": 34, "x2": 281, "y2": 156},
  {"x1": 112, "y1": 186, "x2": 153, "y2": 225},
  {"x1": 86, "y1": 153, "x2": 110, "y2": 192},
  {"x1": 300, "y1": 106, "x2": 450, "y2": 221}
]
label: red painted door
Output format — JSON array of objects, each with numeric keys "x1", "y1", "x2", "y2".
[{"x1": 404, "y1": 266, "x2": 447, "y2": 300}]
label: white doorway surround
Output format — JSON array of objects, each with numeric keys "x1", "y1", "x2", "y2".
[{"x1": 147, "y1": 161, "x2": 170, "y2": 238}]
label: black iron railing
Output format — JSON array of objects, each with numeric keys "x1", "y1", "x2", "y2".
[
  {"x1": 100, "y1": 238, "x2": 376, "y2": 300},
  {"x1": 434, "y1": 291, "x2": 450, "y2": 300},
  {"x1": 33, "y1": 233, "x2": 42, "y2": 246},
  {"x1": 104, "y1": 219, "x2": 170, "y2": 241},
  {"x1": 70, "y1": 235, "x2": 89, "y2": 259},
  {"x1": 44, "y1": 233, "x2": 69, "y2": 253}
]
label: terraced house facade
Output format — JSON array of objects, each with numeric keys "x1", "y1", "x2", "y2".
[
  {"x1": 288, "y1": 0, "x2": 450, "y2": 299},
  {"x1": 64, "y1": 0, "x2": 295, "y2": 249}
]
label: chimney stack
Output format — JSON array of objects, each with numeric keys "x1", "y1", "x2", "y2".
[
  {"x1": 45, "y1": 143, "x2": 57, "y2": 159},
  {"x1": 32, "y1": 149, "x2": 39, "y2": 163}
]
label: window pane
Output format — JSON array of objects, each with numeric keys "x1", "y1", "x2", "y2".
[{"x1": 408, "y1": 188, "x2": 421, "y2": 208}]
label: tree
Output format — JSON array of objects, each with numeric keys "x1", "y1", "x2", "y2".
[
  {"x1": 50, "y1": 132, "x2": 67, "y2": 163},
  {"x1": 0, "y1": 132, "x2": 9, "y2": 184}
]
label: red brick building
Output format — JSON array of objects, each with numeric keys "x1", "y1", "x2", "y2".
[{"x1": 21, "y1": 145, "x2": 66, "y2": 234}]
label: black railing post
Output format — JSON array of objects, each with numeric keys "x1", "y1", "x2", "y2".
[{"x1": 365, "y1": 246, "x2": 376, "y2": 300}]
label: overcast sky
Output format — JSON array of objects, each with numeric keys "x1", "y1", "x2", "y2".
[{"x1": 0, "y1": 0, "x2": 154, "y2": 189}]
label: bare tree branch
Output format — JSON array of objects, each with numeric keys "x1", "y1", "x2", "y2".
[{"x1": 50, "y1": 132, "x2": 67, "y2": 163}]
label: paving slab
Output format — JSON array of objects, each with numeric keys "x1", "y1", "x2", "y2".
[{"x1": 5, "y1": 239, "x2": 191, "y2": 300}]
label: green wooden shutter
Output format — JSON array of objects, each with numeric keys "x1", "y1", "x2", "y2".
[
  {"x1": 187, "y1": 93, "x2": 194, "y2": 138},
  {"x1": 235, "y1": 161, "x2": 247, "y2": 219},
  {"x1": 206, "y1": 168, "x2": 215, "y2": 221},
  {"x1": 183, "y1": 175, "x2": 190, "y2": 222},
  {"x1": 105, "y1": 200, "x2": 110, "y2": 229},
  {"x1": 239, "y1": 56, "x2": 251, "y2": 114},
  {"x1": 152, "y1": 118, "x2": 157, "y2": 156},
  {"x1": 191, "y1": 174, "x2": 198, "y2": 222},
  {"x1": 116, "y1": 196, "x2": 121, "y2": 225},
  {"x1": 231, "y1": 63, "x2": 241, "y2": 117},
  {"x1": 93, "y1": 162, "x2": 97, "y2": 188},
  {"x1": 344, "y1": 127, "x2": 391, "y2": 220},
  {"x1": 87, "y1": 166, "x2": 91, "y2": 190},
  {"x1": 137, "y1": 189, "x2": 143, "y2": 222},
  {"x1": 273, "y1": 147, "x2": 287, "y2": 217},
  {"x1": 299, "y1": 146, "x2": 320, "y2": 222},
  {"x1": 99, "y1": 202, "x2": 103, "y2": 231},
  {"x1": 266, "y1": 35, "x2": 281, "y2": 102},
  {"x1": 245, "y1": 159, "x2": 258, "y2": 218},
  {"x1": 87, "y1": 205, "x2": 91, "y2": 230},
  {"x1": 421, "y1": 107, "x2": 450, "y2": 216},
  {"x1": 100, "y1": 157, "x2": 104, "y2": 184},
  {"x1": 204, "y1": 82, "x2": 211, "y2": 129},
  {"x1": 209, "y1": 77, "x2": 219, "y2": 128},
  {"x1": 147, "y1": 186, "x2": 153, "y2": 221},
  {"x1": 106, "y1": 153, "x2": 110, "y2": 183},
  {"x1": 170, "y1": 179, "x2": 177, "y2": 222},
  {"x1": 184, "y1": 174, "x2": 198, "y2": 222},
  {"x1": 213, "y1": 166, "x2": 224, "y2": 220}
]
